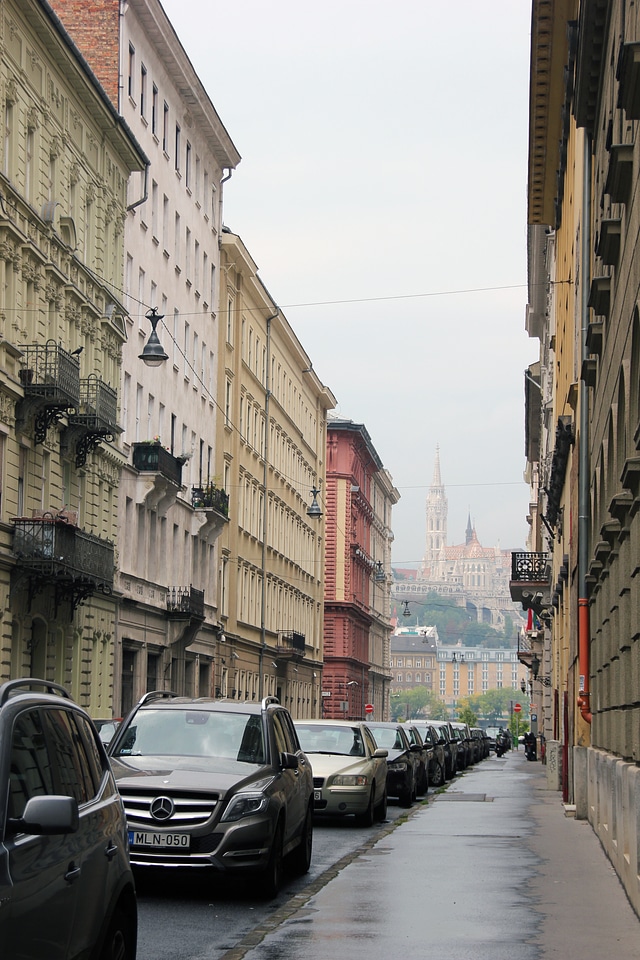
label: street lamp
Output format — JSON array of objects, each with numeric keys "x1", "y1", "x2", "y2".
[
  {"x1": 530, "y1": 653, "x2": 552, "y2": 686},
  {"x1": 139, "y1": 308, "x2": 169, "y2": 366},
  {"x1": 306, "y1": 486, "x2": 322, "y2": 519}
]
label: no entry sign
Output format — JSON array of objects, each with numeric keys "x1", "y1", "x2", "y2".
[{"x1": 513, "y1": 703, "x2": 522, "y2": 713}]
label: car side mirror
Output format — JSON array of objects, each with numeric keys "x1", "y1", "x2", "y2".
[
  {"x1": 280, "y1": 752, "x2": 299, "y2": 770},
  {"x1": 8, "y1": 795, "x2": 79, "y2": 836},
  {"x1": 373, "y1": 748, "x2": 388, "y2": 759}
]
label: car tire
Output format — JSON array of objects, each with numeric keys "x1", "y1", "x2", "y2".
[
  {"x1": 356, "y1": 787, "x2": 375, "y2": 827},
  {"x1": 260, "y1": 820, "x2": 284, "y2": 899},
  {"x1": 418, "y1": 766, "x2": 428, "y2": 795},
  {"x1": 400, "y1": 773, "x2": 414, "y2": 808},
  {"x1": 429, "y1": 760, "x2": 445, "y2": 788},
  {"x1": 99, "y1": 905, "x2": 135, "y2": 960},
  {"x1": 290, "y1": 803, "x2": 313, "y2": 875},
  {"x1": 375, "y1": 786, "x2": 387, "y2": 822}
]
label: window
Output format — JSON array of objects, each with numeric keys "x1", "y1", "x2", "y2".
[
  {"x1": 151, "y1": 83, "x2": 158, "y2": 136},
  {"x1": 175, "y1": 124, "x2": 181, "y2": 171},
  {"x1": 140, "y1": 64, "x2": 147, "y2": 117},
  {"x1": 162, "y1": 102, "x2": 169, "y2": 154},
  {"x1": 128, "y1": 43, "x2": 135, "y2": 99},
  {"x1": 185, "y1": 141, "x2": 191, "y2": 189},
  {"x1": 8, "y1": 710, "x2": 54, "y2": 819},
  {"x1": 151, "y1": 180, "x2": 158, "y2": 239}
]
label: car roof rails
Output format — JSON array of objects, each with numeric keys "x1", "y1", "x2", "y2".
[
  {"x1": 261, "y1": 695, "x2": 280, "y2": 709},
  {"x1": 136, "y1": 690, "x2": 179, "y2": 707},
  {"x1": 0, "y1": 678, "x2": 73, "y2": 708}
]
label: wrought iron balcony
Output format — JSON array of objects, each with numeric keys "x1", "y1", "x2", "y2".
[
  {"x1": 166, "y1": 585, "x2": 205, "y2": 621},
  {"x1": 66, "y1": 375, "x2": 119, "y2": 467},
  {"x1": 276, "y1": 630, "x2": 306, "y2": 659},
  {"x1": 191, "y1": 485, "x2": 229, "y2": 516},
  {"x1": 510, "y1": 551, "x2": 551, "y2": 613},
  {"x1": 132, "y1": 442, "x2": 183, "y2": 486},
  {"x1": 11, "y1": 515, "x2": 114, "y2": 612},
  {"x1": 17, "y1": 341, "x2": 80, "y2": 443}
]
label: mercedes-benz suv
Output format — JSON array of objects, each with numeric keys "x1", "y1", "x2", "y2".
[
  {"x1": 107, "y1": 693, "x2": 313, "y2": 897},
  {"x1": 0, "y1": 679, "x2": 137, "y2": 960}
]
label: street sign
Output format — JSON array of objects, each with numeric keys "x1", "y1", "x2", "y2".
[
  {"x1": 513, "y1": 703, "x2": 522, "y2": 713},
  {"x1": 365, "y1": 703, "x2": 374, "y2": 714},
  {"x1": 531, "y1": 713, "x2": 538, "y2": 722},
  {"x1": 530, "y1": 703, "x2": 537, "y2": 712}
]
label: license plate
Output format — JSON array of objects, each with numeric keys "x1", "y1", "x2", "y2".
[
  {"x1": 129, "y1": 831, "x2": 190, "y2": 849},
  {"x1": 314, "y1": 789, "x2": 322, "y2": 801}
]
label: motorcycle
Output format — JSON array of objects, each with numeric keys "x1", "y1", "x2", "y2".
[
  {"x1": 495, "y1": 732, "x2": 510, "y2": 757},
  {"x1": 523, "y1": 733, "x2": 537, "y2": 761}
]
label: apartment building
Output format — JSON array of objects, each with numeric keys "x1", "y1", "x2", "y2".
[
  {"x1": 512, "y1": 0, "x2": 640, "y2": 915},
  {"x1": 323, "y1": 419, "x2": 398, "y2": 721},
  {"x1": 50, "y1": 0, "x2": 241, "y2": 712},
  {"x1": 0, "y1": 0, "x2": 146, "y2": 712},
  {"x1": 216, "y1": 229, "x2": 336, "y2": 716}
]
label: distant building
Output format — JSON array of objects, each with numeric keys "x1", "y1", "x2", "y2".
[
  {"x1": 393, "y1": 447, "x2": 524, "y2": 632},
  {"x1": 323, "y1": 419, "x2": 398, "y2": 721},
  {"x1": 389, "y1": 630, "x2": 526, "y2": 710}
]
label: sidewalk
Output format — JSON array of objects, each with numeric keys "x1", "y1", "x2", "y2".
[{"x1": 230, "y1": 750, "x2": 639, "y2": 960}]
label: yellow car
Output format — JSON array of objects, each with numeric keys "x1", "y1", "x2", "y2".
[{"x1": 294, "y1": 720, "x2": 388, "y2": 826}]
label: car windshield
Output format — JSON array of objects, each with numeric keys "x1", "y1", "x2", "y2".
[
  {"x1": 369, "y1": 726, "x2": 404, "y2": 750},
  {"x1": 112, "y1": 709, "x2": 266, "y2": 764},
  {"x1": 295, "y1": 723, "x2": 365, "y2": 757}
]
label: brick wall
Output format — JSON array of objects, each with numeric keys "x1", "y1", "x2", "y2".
[{"x1": 48, "y1": 0, "x2": 120, "y2": 107}]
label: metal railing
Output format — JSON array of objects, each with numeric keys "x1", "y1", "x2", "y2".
[
  {"x1": 132, "y1": 443, "x2": 183, "y2": 486},
  {"x1": 166, "y1": 585, "x2": 205, "y2": 619},
  {"x1": 510, "y1": 552, "x2": 549, "y2": 582}
]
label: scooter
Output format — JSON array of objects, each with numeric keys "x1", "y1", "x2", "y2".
[
  {"x1": 524, "y1": 735, "x2": 537, "y2": 761},
  {"x1": 495, "y1": 733, "x2": 510, "y2": 757}
]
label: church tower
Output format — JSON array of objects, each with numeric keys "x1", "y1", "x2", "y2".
[{"x1": 423, "y1": 446, "x2": 448, "y2": 570}]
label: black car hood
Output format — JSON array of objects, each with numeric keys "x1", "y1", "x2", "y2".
[{"x1": 111, "y1": 755, "x2": 273, "y2": 797}]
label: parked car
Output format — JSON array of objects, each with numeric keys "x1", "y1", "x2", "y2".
[
  {"x1": 409, "y1": 721, "x2": 447, "y2": 787},
  {"x1": 93, "y1": 717, "x2": 121, "y2": 746},
  {"x1": 108, "y1": 692, "x2": 313, "y2": 898},
  {"x1": 449, "y1": 721, "x2": 473, "y2": 769},
  {"x1": 470, "y1": 727, "x2": 490, "y2": 760},
  {"x1": 294, "y1": 720, "x2": 388, "y2": 825},
  {"x1": 401, "y1": 723, "x2": 430, "y2": 794},
  {"x1": 366, "y1": 721, "x2": 421, "y2": 807},
  {"x1": 429, "y1": 719, "x2": 458, "y2": 779},
  {"x1": 0, "y1": 678, "x2": 137, "y2": 960}
]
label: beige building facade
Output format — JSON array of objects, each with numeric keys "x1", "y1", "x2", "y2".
[
  {"x1": 0, "y1": 0, "x2": 146, "y2": 713},
  {"x1": 217, "y1": 229, "x2": 335, "y2": 717}
]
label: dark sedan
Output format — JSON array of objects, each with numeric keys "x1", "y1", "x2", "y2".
[
  {"x1": 409, "y1": 721, "x2": 447, "y2": 787},
  {"x1": 367, "y1": 721, "x2": 421, "y2": 807}
]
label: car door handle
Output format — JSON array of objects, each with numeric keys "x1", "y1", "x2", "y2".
[
  {"x1": 105, "y1": 841, "x2": 118, "y2": 861},
  {"x1": 65, "y1": 862, "x2": 81, "y2": 884}
]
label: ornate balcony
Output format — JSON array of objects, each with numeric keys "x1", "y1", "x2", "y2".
[
  {"x1": 65, "y1": 375, "x2": 119, "y2": 467},
  {"x1": 275, "y1": 630, "x2": 306, "y2": 660},
  {"x1": 131, "y1": 442, "x2": 184, "y2": 513},
  {"x1": 509, "y1": 552, "x2": 551, "y2": 614},
  {"x1": 12, "y1": 515, "x2": 114, "y2": 613},
  {"x1": 166, "y1": 585, "x2": 205, "y2": 621},
  {"x1": 190, "y1": 484, "x2": 229, "y2": 541},
  {"x1": 17, "y1": 341, "x2": 80, "y2": 443}
]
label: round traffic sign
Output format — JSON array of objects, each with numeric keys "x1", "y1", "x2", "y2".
[
  {"x1": 365, "y1": 703, "x2": 374, "y2": 714},
  {"x1": 514, "y1": 703, "x2": 522, "y2": 713}
]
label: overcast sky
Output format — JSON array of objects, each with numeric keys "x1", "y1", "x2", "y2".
[{"x1": 162, "y1": 0, "x2": 535, "y2": 566}]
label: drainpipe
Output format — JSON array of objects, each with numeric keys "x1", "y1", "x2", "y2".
[
  {"x1": 258, "y1": 311, "x2": 278, "y2": 700},
  {"x1": 220, "y1": 168, "x2": 233, "y2": 231},
  {"x1": 577, "y1": 130, "x2": 592, "y2": 724}
]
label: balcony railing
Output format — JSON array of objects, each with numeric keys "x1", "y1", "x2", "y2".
[
  {"x1": 166, "y1": 585, "x2": 205, "y2": 620},
  {"x1": 132, "y1": 443, "x2": 183, "y2": 486},
  {"x1": 11, "y1": 516, "x2": 114, "y2": 611},
  {"x1": 276, "y1": 630, "x2": 306, "y2": 659},
  {"x1": 511, "y1": 552, "x2": 549, "y2": 582},
  {"x1": 67, "y1": 376, "x2": 119, "y2": 467},
  {"x1": 18, "y1": 341, "x2": 81, "y2": 443},
  {"x1": 191, "y1": 485, "x2": 229, "y2": 516}
]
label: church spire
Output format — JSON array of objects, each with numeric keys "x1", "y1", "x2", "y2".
[
  {"x1": 432, "y1": 444, "x2": 442, "y2": 487},
  {"x1": 466, "y1": 510, "x2": 473, "y2": 544}
]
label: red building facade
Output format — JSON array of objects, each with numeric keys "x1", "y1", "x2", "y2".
[{"x1": 323, "y1": 420, "x2": 397, "y2": 720}]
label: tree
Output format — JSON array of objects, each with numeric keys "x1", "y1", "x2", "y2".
[
  {"x1": 458, "y1": 704, "x2": 478, "y2": 726},
  {"x1": 467, "y1": 688, "x2": 522, "y2": 724},
  {"x1": 390, "y1": 687, "x2": 448, "y2": 720}
]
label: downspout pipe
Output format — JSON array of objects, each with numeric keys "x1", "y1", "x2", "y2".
[
  {"x1": 577, "y1": 130, "x2": 592, "y2": 724},
  {"x1": 258, "y1": 311, "x2": 278, "y2": 700}
]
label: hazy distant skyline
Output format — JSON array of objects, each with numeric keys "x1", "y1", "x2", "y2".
[{"x1": 162, "y1": 0, "x2": 535, "y2": 563}]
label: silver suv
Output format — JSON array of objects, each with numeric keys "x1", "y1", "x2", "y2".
[
  {"x1": 108, "y1": 693, "x2": 313, "y2": 898},
  {"x1": 0, "y1": 679, "x2": 137, "y2": 960}
]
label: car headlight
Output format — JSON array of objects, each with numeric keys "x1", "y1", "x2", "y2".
[
  {"x1": 388, "y1": 761, "x2": 408, "y2": 771},
  {"x1": 331, "y1": 774, "x2": 369, "y2": 786},
  {"x1": 220, "y1": 792, "x2": 269, "y2": 822}
]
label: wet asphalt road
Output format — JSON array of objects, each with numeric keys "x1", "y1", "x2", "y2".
[{"x1": 136, "y1": 796, "x2": 416, "y2": 960}]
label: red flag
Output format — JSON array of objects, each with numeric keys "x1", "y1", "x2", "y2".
[{"x1": 526, "y1": 608, "x2": 533, "y2": 630}]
